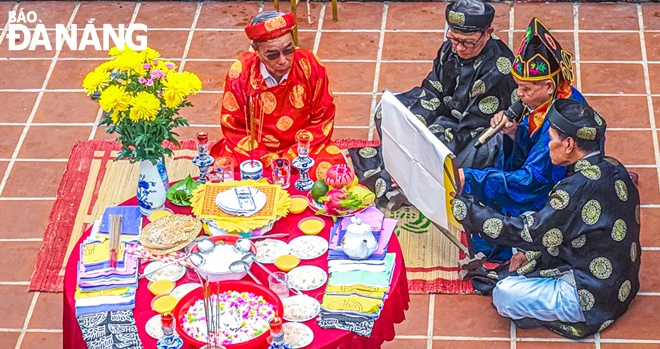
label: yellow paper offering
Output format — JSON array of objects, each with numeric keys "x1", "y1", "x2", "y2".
[{"x1": 82, "y1": 240, "x2": 125, "y2": 265}]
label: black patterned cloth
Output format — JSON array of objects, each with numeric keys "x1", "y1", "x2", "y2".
[
  {"x1": 317, "y1": 311, "x2": 375, "y2": 337},
  {"x1": 350, "y1": 36, "x2": 517, "y2": 207},
  {"x1": 452, "y1": 153, "x2": 641, "y2": 338},
  {"x1": 77, "y1": 310, "x2": 143, "y2": 349}
]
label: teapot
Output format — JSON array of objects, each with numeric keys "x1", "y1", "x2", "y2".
[{"x1": 340, "y1": 217, "x2": 378, "y2": 260}]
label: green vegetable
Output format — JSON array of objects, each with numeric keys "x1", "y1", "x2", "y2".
[{"x1": 166, "y1": 175, "x2": 201, "y2": 206}]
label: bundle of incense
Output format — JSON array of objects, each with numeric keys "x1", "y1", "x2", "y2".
[{"x1": 108, "y1": 215, "x2": 122, "y2": 269}]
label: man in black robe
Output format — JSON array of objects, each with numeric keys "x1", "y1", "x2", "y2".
[
  {"x1": 451, "y1": 99, "x2": 641, "y2": 338},
  {"x1": 349, "y1": 0, "x2": 517, "y2": 209}
]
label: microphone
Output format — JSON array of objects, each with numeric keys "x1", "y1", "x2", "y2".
[{"x1": 474, "y1": 100, "x2": 525, "y2": 149}]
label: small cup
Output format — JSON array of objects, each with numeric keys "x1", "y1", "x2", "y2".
[
  {"x1": 271, "y1": 158, "x2": 291, "y2": 189},
  {"x1": 268, "y1": 271, "x2": 290, "y2": 299},
  {"x1": 240, "y1": 160, "x2": 263, "y2": 180},
  {"x1": 214, "y1": 157, "x2": 235, "y2": 182},
  {"x1": 298, "y1": 217, "x2": 325, "y2": 235}
]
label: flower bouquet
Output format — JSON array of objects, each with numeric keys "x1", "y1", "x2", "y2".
[{"x1": 83, "y1": 46, "x2": 202, "y2": 214}]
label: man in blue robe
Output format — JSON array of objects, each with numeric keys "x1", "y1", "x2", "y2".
[{"x1": 458, "y1": 18, "x2": 586, "y2": 262}]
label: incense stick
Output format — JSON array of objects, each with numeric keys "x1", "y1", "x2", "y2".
[
  {"x1": 109, "y1": 214, "x2": 122, "y2": 269},
  {"x1": 249, "y1": 95, "x2": 255, "y2": 166}
]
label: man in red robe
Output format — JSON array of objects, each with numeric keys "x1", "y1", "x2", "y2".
[{"x1": 210, "y1": 10, "x2": 346, "y2": 181}]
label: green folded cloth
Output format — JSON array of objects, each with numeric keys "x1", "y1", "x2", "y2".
[{"x1": 329, "y1": 253, "x2": 395, "y2": 288}]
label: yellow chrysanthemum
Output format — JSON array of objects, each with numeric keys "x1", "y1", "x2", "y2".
[
  {"x1": 108, "y1": 45, "x2": 134, "y2": 57},
  {"x1": 162, "y1": 71, "x2": 203, "y2": 108},
  {"x1": 96, "y1": 61, "x2": 116, "y2": 72},
  {"x1": 99, "y1": 85, "x2": 131, "y2": 113},
  {"x1": 129, "y1": 92, "x2": 161, "y2": 122},
  {"x1": 110, "y1": 110, "x2": 125, "y2": 125},
  {"x1": 139, "y1": 47, "x2": 161, "y2": 63},
  {"x1": 113, "y1": 51, "x2": 145, "y2": 76},
  {"x1": 154, "y1": 60, "x2": 177, "y2": 74},
  {"x1": 82, "y1": 68, "x2": 111, "y2": 96}
]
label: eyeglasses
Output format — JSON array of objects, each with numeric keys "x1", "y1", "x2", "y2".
[
  {"x1": 262, "y1": 46, "x2": 295, "y2": 61},
  {"x1": 446, "y1": 31, "x2": 485, "y2": 48}
]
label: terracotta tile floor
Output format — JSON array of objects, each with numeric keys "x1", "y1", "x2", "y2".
[{"x1": 1, "y1": 1, "x2": 660, "y2": 348}]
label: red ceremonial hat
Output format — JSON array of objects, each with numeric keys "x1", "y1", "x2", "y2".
[{"x1": 244, "y1": 12, "x2": 296, "y2": 42}]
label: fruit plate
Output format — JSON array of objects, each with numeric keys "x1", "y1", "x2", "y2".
[{"x1": 306, "y1": 184, "x2": 371, "y2": 217}]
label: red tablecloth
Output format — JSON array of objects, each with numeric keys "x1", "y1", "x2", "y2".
[{"x1": 63, "y1": 184, "x2": 410, "y2": 349}]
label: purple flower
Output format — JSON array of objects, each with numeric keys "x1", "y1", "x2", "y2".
[
  {"x1": 145, "y1": 79, "x2": 154, "y2": 86},
  {"x1": 158, "y1": 92, "x2": 163, "y2": 98},
  {"x1": 138, "y1": 77, "x2": 148, "y2": 84},
  {"x1": 143, "y1": 63, "x2": 151, "y2": 69},
  {"x1": 153, "y1": 60, "x2": 159, "y2": 66},
  {"x1": 166, "y1": 63, "x2": 175, "y2": 69},
  {"x1": 150, "y1": 70, "x2": 163, "y2": 79}
]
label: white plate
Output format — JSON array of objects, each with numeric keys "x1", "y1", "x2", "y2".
[
  {"x1": 215, "y1": 186, "x2": 267, "y2": 217},
  {"x1": 145, "y1": 315, "x2": 164, "y2": 339},
  {"x1": 143, "y1": 261, "x2": 186, "y2": 283},
  {"x1": 288, "y1": 236, "x2": 329, "y2": 260},
  {"x1": 255, "y1": 239, "x2": 291, "y2": 264},
  {"x1": 170, "y1": 283, "x2": 201, "y2": 301},
  {"x1": 287, "y1": 265, "x2": 328, "y2": 291},
  {"x1": 283, "y1": 295, "x2": 321, "y2": 322},
  {"x1": 283, "y1": 322, "x2": 314, "y2": 348}
]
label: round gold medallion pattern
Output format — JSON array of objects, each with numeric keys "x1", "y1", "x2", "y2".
[
  {"x1": 581, "y1": 199, "x2": 601, "y2": 225},
  {"x1": 261, "y1": 92, "x2": 277, "y2": 114},
  {"x1": 542, "y1": 228, "x2": 563, "y2": 248},
  {"x1": 615, "y1": 180, "x2": 628, "y2": 201},
  {"x1": 520, "y1": 226, "x2": 533, "y2": 243},
  {"x1": 325, "y1": 145, "x2": 341, "y2": 155},
  {"x1": 478, "y1": 96, "x2": 499, "y2": 114},
  {"x1": 635, "y1": 204, "x2": 640, "y2": 224},
  {"x1": 580, "y1": 165, "x2": 602, "y2": 180},
  {"x1": 363, "y1": 167, "x2": 382, "y2": 178},
  {"x1": 470, "y1": 80, "x2": 486, "y2": 98},
  {"x1": 589, "y1": 257, "x2": 613, "y2": 279},
  {"x1": 482, "y1": 218, "x2": 503, "y2": 239},
  {"x1": 578, "y1": 289, "x2": 595, "y2": 312},
  {"x1": 322, "y1": 120, "x2": 334, "y2": 136},
  {"x1": 359, "y1": 147, "x2": 377, "y2": 159},
  {"x1": 496, "y1": 57, "x2": 512, "y2": 75},
  {"x1": 574, "y1": 160, "x2": 590, "y2": 172},
  {"x1": 452, "y1": 199, "x2": 467, "y2": 221},
  {"x1": 550, "y1": 190, "x2": 570, "y2": 210},
  {"x1": 599, "y1": 320, "x2": 614, "y2": 332},
  {"x1": 299, "y1": 57, "x2": 311, "y2": 79},
  {"x1": 618, "y1": 280, "x2": 631, "y2": 302},
  {"x1": 375, "y1": 178, "x2": 387, "y2": 198},
  {"x1": 517, "y1": 260, "x2": 537, "y2": 276},
  {"x1": 315, "y1": 161, "x2": 332, "y2": 180},
  {"x1": 276, "y1": 116, "x2": 294, "y2": 131},
  {"x1": 289, "y1": 85, "x2": 306, "y2": 109},
  {"x1": 222, "y1": 91, "x2": 239, "y2": 112},
  {"x1": 228, "y1": 60, "x2": 242, "y2": 79},
  {"x1": 572, "y1": 234, "x2": 587, "y2": 248},
  {"x1": 611, "y1": 219, "x2": 627, "y2": 242},
  {"x1": 630, "y1": 242, "x2": 638, "y2": 263}
]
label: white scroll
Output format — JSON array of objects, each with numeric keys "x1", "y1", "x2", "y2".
[{"x1": 380, "y1": 91, "x2": 462, "y2": 233}]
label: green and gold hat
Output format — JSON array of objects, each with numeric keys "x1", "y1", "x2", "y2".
[{"x1": 511, "y1": 18, "x2": 574, "y2": 82}]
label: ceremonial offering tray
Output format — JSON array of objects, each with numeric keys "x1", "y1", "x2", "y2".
[
  {"x1": 287, "y1": 265, "x2": 328, "y2": 291},
  {"x1": 282, "y1": 322, "x2": 314, "y2": 348},
  {"x1": 255, "y1": 239, "x2": 291, "y2": 264},
  {"x1": 189, "y1": 235, "x2": 257, "y2": 282},
  {"x1": 288, "y1": 236, "x2": 329, "y2": 260},
  {"x1": 144, "y1": 261, "x2": 186, "y2": 282},
  {"x1": 140, "y1": 214, "x2": 202, "y2": 255},
  {"x1": 282, "y1": 295, "x2": 321, "y2": 322},
  {"x1": 174, "y1": 280, "x2": 284, "y2": 349}
]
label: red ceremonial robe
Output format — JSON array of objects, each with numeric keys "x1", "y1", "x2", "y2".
[{"x1": 210, "y1": 48, "x2": 346, "y2": 181}]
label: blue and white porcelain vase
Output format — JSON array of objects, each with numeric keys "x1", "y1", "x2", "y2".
[{"x1": 137, "y1": 158, "x2": 170, "y2": 215}]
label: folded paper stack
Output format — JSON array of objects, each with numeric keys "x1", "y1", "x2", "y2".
[
  {"x1": 317, "y1": 209, "x2": 397, "y2": 337},
  {"x1": 75, "y1": 206, "x2": 141, "y2": 317},
  {"x1": 190, "y1": 180, "x2": 291, "y2": 233}
]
